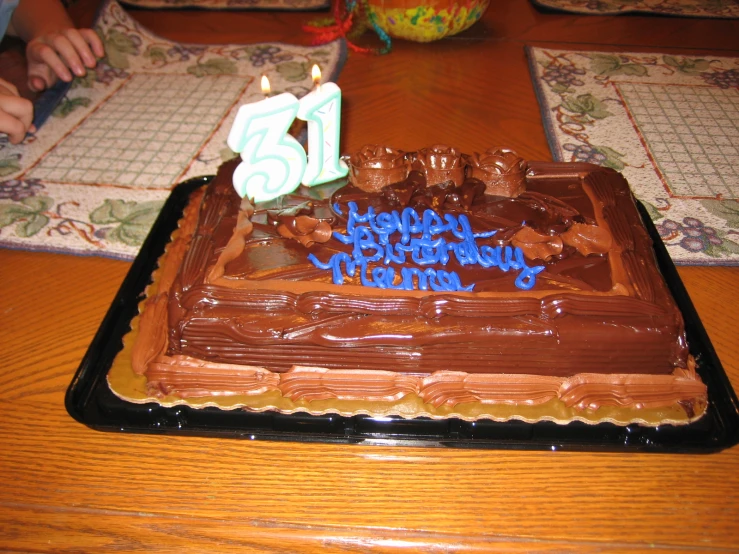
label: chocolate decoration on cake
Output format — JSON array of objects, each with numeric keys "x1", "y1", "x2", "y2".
[
  {"x1": 413, "y1": 144, "x2": 466, "y2": 187},
  {"x1": 118, "y1": 146, "x2": 707, "y2": 425},
  {"x1": 347, "y1": 145, "x2": 410, "y2": 192},
  {"x1": 511, "y1": 226, "x2": 564, "y2": 261},
  {"x1": 466, "y1": 147, "x2": 527, "y2": 197},
  {"x1": 276, "y1": 215, "x2": 333, "y2": 248}
]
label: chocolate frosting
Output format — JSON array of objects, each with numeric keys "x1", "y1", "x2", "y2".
[
  {"x1": 466, "y1": 147, "x2": 527, "y2": 197},
  {"x1": 413, "y1": 145, "x2": 466, "y2": 187},
  {"x1": 129, "y1": 146, "x2": 706, "y2": 416},
  {"x1": 347, "y1": 145, "x2": 410, "y2": 192}
]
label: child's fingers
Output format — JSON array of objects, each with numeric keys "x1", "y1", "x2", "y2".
[
  {"x1": 0, "y1": 96, "x2": 34, "y2": 144},
  {"x1": 25, "y1": 28, "x2": 105, "y2": 92},
  {"x1": 0, "y1": 77, "x2": 20, "y2": 97},
  {"x1": 0, "y1": 111, "x2": 28, "y2": 144},
  {"x1": 63, "y1": 28, "x2": 100, "y2": 69},
  {"x1": 28, "y1": 76, "x2": 47, "y2": 93},
  {"x1": 79, "y1": 28, "x2": 105, "y2": 60},
  {"x1": 27, "y1": 39, "x2": 75, "y2": 84},
  {"x1": 48, "y1": 34, "x2": 87, "y2": 77}
]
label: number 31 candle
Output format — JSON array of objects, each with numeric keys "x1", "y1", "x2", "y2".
[{"x1": 227, "y1": 67, "x2": 348, "y2": 203}]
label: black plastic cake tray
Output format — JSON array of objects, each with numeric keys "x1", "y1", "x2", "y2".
[{"x1": 65, "y1": 176, "x2": 739, "y2": 452}]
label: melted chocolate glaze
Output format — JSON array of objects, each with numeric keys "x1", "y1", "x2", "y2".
[{"x1": 156, "y1": 156, "x2": 689, "y2": 380}]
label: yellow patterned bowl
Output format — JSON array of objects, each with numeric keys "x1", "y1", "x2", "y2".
[{"x1": 367, "y1": 0, "x2": 490, "y2": 42}]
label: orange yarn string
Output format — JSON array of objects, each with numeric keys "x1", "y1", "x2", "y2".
[{"x1": 303, "y1": 0, "x2": 389, "y2": 54}]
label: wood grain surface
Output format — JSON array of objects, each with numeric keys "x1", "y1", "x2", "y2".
[{"x1": 1, "y1": 0, "x2": 738, "y2": 551}]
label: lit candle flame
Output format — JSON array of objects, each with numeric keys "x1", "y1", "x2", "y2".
[
  {"x1": 261, "y1": 75, "x2": 271, "y2": 97},
  {"x1": 311, "y1": 64, "x2": 321, "y2": 89}
]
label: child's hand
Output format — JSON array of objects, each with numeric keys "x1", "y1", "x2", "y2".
[
  {"x1": 26, "y1": 28, "x2": 104, "y2": 92},
  {"x1": 0, "y1": 78, "x2": 34, "y2": 144}
]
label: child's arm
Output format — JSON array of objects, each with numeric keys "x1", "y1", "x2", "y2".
[
  {"x1": 0, "y1": 77, "x2": 34, "y2": 144},
  {"x1": 8, "y1": 0, "x2": 104, "y2": 92}
]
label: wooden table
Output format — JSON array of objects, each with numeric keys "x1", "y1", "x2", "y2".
[{"x1": 2, "y1": 0, "x2": 738, "y2": 550}]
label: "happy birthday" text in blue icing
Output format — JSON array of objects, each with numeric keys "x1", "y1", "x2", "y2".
[{"x1": 308, "y1": 202, "x2": 545, "y2": 291}]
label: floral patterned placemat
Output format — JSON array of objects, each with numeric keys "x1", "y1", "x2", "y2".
[
  {"x1": 0, "y1": 0, "x2": 345, "y2": 260},
  {"x1": 530, "y1": 0, "x2": 738, "y2": 18},
  {"x1": 527, "y1": 46, "x2": 739, "y2": 265},
  {"x1": 119, "y1": 0, "x2": 329, "y2": 11}
]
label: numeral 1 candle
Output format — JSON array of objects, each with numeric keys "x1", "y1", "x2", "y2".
[{"x1": 298, "y1": 65, "x2": 349, "y2": 186}]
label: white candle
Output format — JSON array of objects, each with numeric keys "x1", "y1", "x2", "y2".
[
  {"x1": 298, "y1": 65, "x2": 349, "y2": 186},
  {"x1": 227, "y1": 76, "x2": 307, "y2": 203}
]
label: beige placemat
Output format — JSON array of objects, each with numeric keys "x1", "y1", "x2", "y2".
[
  {"x1": 0, "y1": 0, "x2": 345, "y2": 260},
  {"x1": 119, "y1": 0, "x2": 329, "y2": 11},
  {"x1": 528, "y1": 46, "x2": 739, "y2": 265},
  {"x1": 531, "y1": 0, "x2": 738, "y2": 18}
]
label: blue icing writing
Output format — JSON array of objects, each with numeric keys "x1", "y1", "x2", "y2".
[
  {"x1": 308, "y1": 254, "x2": 473, "y2": 292},
  {"x1": 310, "y1": 202, "x2": 545, "y2": 291}
]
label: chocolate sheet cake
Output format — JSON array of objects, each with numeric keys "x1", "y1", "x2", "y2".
[{"x1": 109, "y1": 146, "x2": 707, "y2": 425}]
